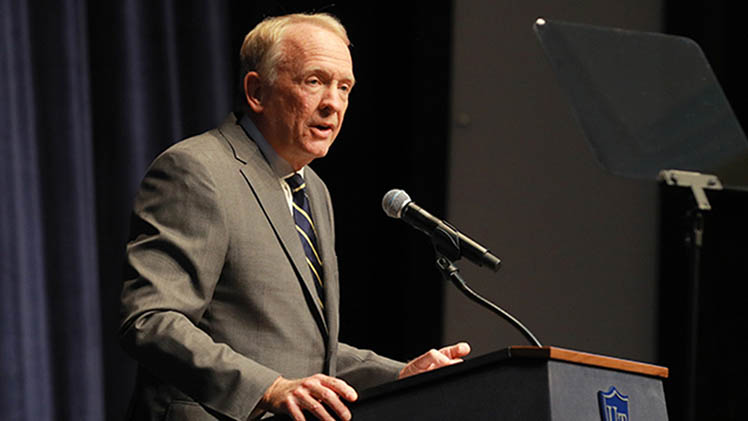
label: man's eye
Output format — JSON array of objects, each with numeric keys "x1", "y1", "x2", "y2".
[{"x1": 307, "y1": 78, "x2": 320, "y2": 85}]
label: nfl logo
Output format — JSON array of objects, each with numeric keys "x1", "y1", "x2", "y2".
[{"x1": 598, "y1": 386, "x2": 629, "y2": 421}]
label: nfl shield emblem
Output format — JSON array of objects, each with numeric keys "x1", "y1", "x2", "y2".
[{"x1": 598, "y1": 386, "x2": 629, "y2": 421}]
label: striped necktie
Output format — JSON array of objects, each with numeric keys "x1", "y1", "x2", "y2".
[{"x1": 284, "y1": 173, "x2": 325, "y2": 308}]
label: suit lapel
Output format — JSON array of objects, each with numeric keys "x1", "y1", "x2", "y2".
[{"x1": 218, "y1": 115, "x2": 328, "y2": 335}]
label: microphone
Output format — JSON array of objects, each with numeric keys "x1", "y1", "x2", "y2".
[{"x1": 382, "y1": 189, "x2": 501, "y2": 271}]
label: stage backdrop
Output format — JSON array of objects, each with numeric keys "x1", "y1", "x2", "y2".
[
  {"x1": 3, "y1": 1, "x2": 744, "y2": 420},
  {"x1": 445, "y1": 0, "x2": 663, "y2": 367}
]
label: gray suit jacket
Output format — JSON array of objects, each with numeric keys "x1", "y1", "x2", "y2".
[{"x1": 120, "y1": 114, "x2": 404, "y2": 421}]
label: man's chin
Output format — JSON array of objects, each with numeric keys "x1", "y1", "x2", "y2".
[
  {"x1": 309, "y1": 148, "x2": 330, "y2": 160},
  {"x1": 304, "y1": 140, "x2": 334, "y2": 158},
  {"x1": 291, "y1": 146, "x2": 331, "y2": 169}
]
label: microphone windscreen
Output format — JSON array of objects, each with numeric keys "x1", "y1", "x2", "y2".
[{"x1": 382, "y1": 189, "x2": 411, "y2": 219}]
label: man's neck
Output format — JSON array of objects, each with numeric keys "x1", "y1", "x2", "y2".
[{"x1": 238, "y1": 113, "x2": 303, "y2": 178}]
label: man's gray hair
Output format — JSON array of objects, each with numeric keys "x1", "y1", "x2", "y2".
[{"x1": 239, "y1": 13, "x2": 350, "y2": 86}]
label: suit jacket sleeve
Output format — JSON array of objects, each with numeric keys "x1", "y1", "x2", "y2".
[
  {"x1": 335, "y1": 343, "x2": 405, "y2": 391},
  {"x1": 120, "y1": 145, "x2": 279, "y2": 421}
]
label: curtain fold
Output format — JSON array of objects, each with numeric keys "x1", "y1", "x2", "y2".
[
  {"x1": 1, "y1": 0, "x2": 103, "y2": 419},
  {"x1": 1, "y1": 1, "x2": 54, "y2": 418}
]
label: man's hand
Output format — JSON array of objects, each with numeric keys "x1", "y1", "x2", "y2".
[
  {"x1": 257, "y1": 374, "x2": 358, "y2": 421},
  {"x1": 398, "y1": 342, "x2": 471, "y2": 379}
]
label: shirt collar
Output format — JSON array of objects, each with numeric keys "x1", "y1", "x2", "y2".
[{"x1": 238, "y1": 113, "x2": 304, "y2": 179}]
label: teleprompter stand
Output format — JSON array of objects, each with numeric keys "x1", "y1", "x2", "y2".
[
  {"x1": 657, "y1": 170, "x2": 721, "y2": 420},
  {"x1": 534, "y1": 17, "x2": 748, "y2": 421}
]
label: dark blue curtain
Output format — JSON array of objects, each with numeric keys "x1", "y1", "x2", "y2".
[
  {"x1": 1, "y1": 1, "x2": 451, "y2": 420},
  {"x1": 1, "y1": 0, "x2": 103, "y2": 419}
]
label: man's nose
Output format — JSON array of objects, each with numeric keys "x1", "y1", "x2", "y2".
[{"x1": 319, "y1": 85, "x2": 345, "y2": 114}]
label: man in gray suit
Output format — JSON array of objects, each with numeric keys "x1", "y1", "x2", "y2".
[{"x1": 120, "y1": 13, "x2": 470, "y2": 421}]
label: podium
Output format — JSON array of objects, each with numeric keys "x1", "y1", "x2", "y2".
[{"x1": 350, "y1": 347, "x2": 668, "y2": 420}]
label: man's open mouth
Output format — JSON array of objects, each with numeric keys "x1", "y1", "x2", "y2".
[{"x1": 311, "y1": 124, "x2": 334, "y2": 135}]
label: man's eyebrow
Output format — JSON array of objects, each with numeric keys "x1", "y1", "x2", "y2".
[
  {"x1": 306, "y1": 67, "x2": 355, "y2": 85},
  {"x1": 338, "y1": 72, "x2": 356, "y2": 86}
]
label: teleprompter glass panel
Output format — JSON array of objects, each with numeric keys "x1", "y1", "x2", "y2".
[{"x1": 534, "y1": 18, "x2": 748, "y2": 188}]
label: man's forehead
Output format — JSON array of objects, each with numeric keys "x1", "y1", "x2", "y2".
[
  {"x1": 281, "y1": 23, "x2": 344, "y2": 50},
  {"x1": 279, "y1": 24, "x2": 354, "y2": 75},
  {"x1": 283, "y1": 21, "x2": 348, "y2": 44}
]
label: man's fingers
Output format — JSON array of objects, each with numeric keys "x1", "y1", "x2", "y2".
[
  {"x1": 304, "y1": 375, "x2": 354, "y2": 421},
  {"x1": 398, "y1": 349, "x2": 450, "y2": 379},
  {"x1": 311, "y1": 387, "x2": 351, "y2": 421},
  {"x1": 439, "y1": 342, "x2": 471, "y2": 359},
  {"x1": 261, "y1": 375, "x2": 356, "y2": 421},
  {"x1": 412, "y1": 348, "x2": 452, "y2": 370},
  {"x1": 293, "y1": 387, "x2": 336, "y2": 421},
  {"x1": 286, "y1": 400, "x2": 306, "y2": 421},
  {"x1": 318, "y1": 375, "x2": 358, "y2": 402},
  {"x1": 428, "y1": 348, "x2": 454, "y2": 366},
  {"x1": 398, "y1": 342, "x2": 473, "y2": 379}
]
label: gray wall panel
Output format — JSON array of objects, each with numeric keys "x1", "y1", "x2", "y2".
[{"x1": 445, "y1": 0, "x2": 663, "y2": 363}]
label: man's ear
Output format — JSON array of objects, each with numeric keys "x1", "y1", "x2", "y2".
[{"x1": 244, "y1": 71, "x2": 264, "y2": 113}]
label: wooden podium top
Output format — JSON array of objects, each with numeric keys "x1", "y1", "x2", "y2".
[
  {"x1": 358, "y1": 345, "x2": 668, "y2": 402},
  {"x1": 509, "y1": 346, "x2": 669, "y2": 378}
]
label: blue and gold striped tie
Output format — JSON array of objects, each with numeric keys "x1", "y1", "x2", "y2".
[{"x1": 285, "y1": 173, "x2": 325, "y2": 308}]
